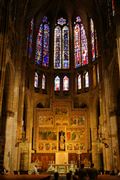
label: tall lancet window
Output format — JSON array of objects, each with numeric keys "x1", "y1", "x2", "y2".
[
  {"x1": 90, "y1": 18, "x2": 98, "y2": 61},
  {"x1": 28, "y1": 18, "x2": 34, "y2": 59},
  {"x1": 78, "y1": 74, "x2": 82, "y2": 90},
  {"x1": 42, "y1": 74, "x2": 46, "y2": 90},
  {"x1": 34, "y1": 72, "x2": 39, "y2": 88},
  {"x1": 35, "y1": 16, "x2": 49, "y2": 67},
  {"x1": 54, "y1": 17, "x2": 69, "y2": 69},
  {"x1": 84, "y1": 71, "x2": 89, "y2": 88},
  {"x1": 63, "y1": 76, "x2": 69, "y2": 91},
  {"x1": 112, "y1": 0, "x2": 115, "y2": 16},
  {"x1": 54, "y1": 76, "x2": 60, "y2": 91},
  {"x1": 74, "y1": 16, "x2": 88, "y2": 68}
]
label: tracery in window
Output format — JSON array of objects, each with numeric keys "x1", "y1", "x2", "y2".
[
  {"x1": 74, "y1": 16, "x2": 88, "y2": 68},
  {"x1": 28, "y1": 18, "x2": 34, "y2": 59},
  {"x1": 54, "y1": 76, "x2": 60, "y2": 91},
  {"x1": 35, "y1": 16, "x2": 49, "y2": 67},
  {"x1": 78, "y1": 74, "x2": 82, "y2": 90},
  {"x1": 34, "y1": 72, "x2": 39, "y2": 88},
  {"x1": 63, "y1": 76, "x2": 69, "y2": 91},
  {"x1": 42, "y1": 74, "x2": 46, "y2": 89},
  {"x1": 54, "y1": 17, "x2": 69, "y2": 69}
]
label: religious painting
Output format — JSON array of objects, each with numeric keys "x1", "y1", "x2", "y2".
[
  {"x1": 67, "y1": 143, "x2": 73, "y2": 151},
  {"x1": 38, "y1": 142, "x2": 57, "y2": 152},
  {"x1": 38, "y1": 116, "x2": 54, "y2": 126},
  {"x1": 39, "y1": 143, "x2": 44, "y2": 151},
  {"x1": 66, "y1": 131, "x2": 71, "y2": 141},
  {"x1": 55, "y1": 116, "x2": 69, "y2": 126},
  {"x1": 45, "y1": 143, "x2": 50, "y2": 151},
  {"x1": 67, "y1": 143, "x2": 80, "y2": 152},
  {"x1": 66, "y1": 128, "x2": 85, "y2": 141},
  {"x1": 55, "y1": 107, "x2": 68, "y2": 115},
  {"x1": 70, "y1": 116, "x2": 85, "y2": 126},
  {"x1": 80, "y1": 143, "x2": 86, "y2": 152},
  {"x1": 74, "y1": 143, "x2": 79, "y2": 150},
  {"x1": 39, "y1": 129, "x2": 57, "y2": 141},
  {"x1": 51, "y1": 143, "x2": 57, "y2": 151},
  {"x1": 59, "y1": 131, "x2": 65, "y2": 151}
]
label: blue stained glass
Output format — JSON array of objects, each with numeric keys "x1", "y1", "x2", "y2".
[
  {"x1": 62, "y1": 26, "x2": 69, "y2": 69},
  {"x1": 54, "y1": 18, "x2": 69, "y2": 69},
  {"x1": 42, "y1": 24, "x2": 49, "y2": 67},
  {"x1": 57, "y1": 17, "x2": 66, "y2": 26},
  {"x1": 35, "y1": 16, "x2": 49, "y2": 67},
  {"x1": 76, "y1": 16, "x2": 81, "y2": 23},
  {"x1": 35, "y1": 25, "x2": 43, "y2": 64},
  {"x1": 42, "y1": 16, "x2": 48, "y2": 23},
  {"x1": 54, "y1": 26, "x2": 61, "y2": 69},
  {"x1": 28, "y1": 18, "x2": 34, "y2": 59}
]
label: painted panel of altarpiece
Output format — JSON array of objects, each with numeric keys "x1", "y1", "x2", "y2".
[{"x1": 35, "y1": 102, "x2": 88, "y2": 154}]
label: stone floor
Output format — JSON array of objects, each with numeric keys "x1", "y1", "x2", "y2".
[{"x1": 0, "y1": 174, "x2": 120, "y2": 180}]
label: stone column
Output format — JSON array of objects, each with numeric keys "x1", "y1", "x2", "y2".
[
  {"x1": 89, "y1": 93, "x2": 100, "y2": 169},
  {"x1": 9, "y1": 68, "x2": 22, "y2": 172},
  {"x1": 109, "y1": 115, "x2": 119, "y2": 169},
  {"x1": 116, "y1": 25, "x2": 120, "y2": 76},
  {"x1": 4, "y1": 112, "x2": 14, "y2": 171}
]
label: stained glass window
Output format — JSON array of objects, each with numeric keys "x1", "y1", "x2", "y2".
[
  {"x1": 84, "y1": 71, "x2": 89, "y2": 88},
  {"x1": 54, "y1": 76, "x2": 60, "y2": 91},
  {"x1": 90, "y1": 19, "x2": 95, "y2": 61},
  {"x1": 78, "y1": 74, "x2": 82, "y2": 90},
  {"x1": 112, "y1": 0, "x2": 115, "y2": 16},
  {"x1": 74, "y1": 24, "x2": 81, "y2": 67},
  {"x1": 54, "y1": 26, "x2": 61, "y2": 69},
  {"x1": 90, "y1": 18, "x2": 98, "y2": 61},
  {"x1": 62, "y1": 26, "x2": 69, "y2": 69},
  {"x1": 95, "y1": 30, "x2": 98, "y2": 58},
  {"x1": 54, "y1": 18, "x2": 69, "y2": 69},
  {"x1": 42, "y1": 74, "x2": 45, "y2": 89},
  {"x1": 63, "y1": 76, "x2": 69, "y2": 91},
  {"x1": 81, "y1": 24, "x2": 88, "y2": 65},
  {"x1": 74, "y1": 16, "x2": 88, "y2": 67},
  {"x1": 35, "y1": 16, "x2": 49, "y2": 67},
  {"x1": 28, "y1": 18, "x2": 34, "y2": 59},
  {"x1": 34, "y1": 72, "x2": 38, "y2": 88}
]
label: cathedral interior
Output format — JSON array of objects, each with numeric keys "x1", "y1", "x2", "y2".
[{"x1": 0, "y1": 0, "x2": 120, "y2": 174}]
